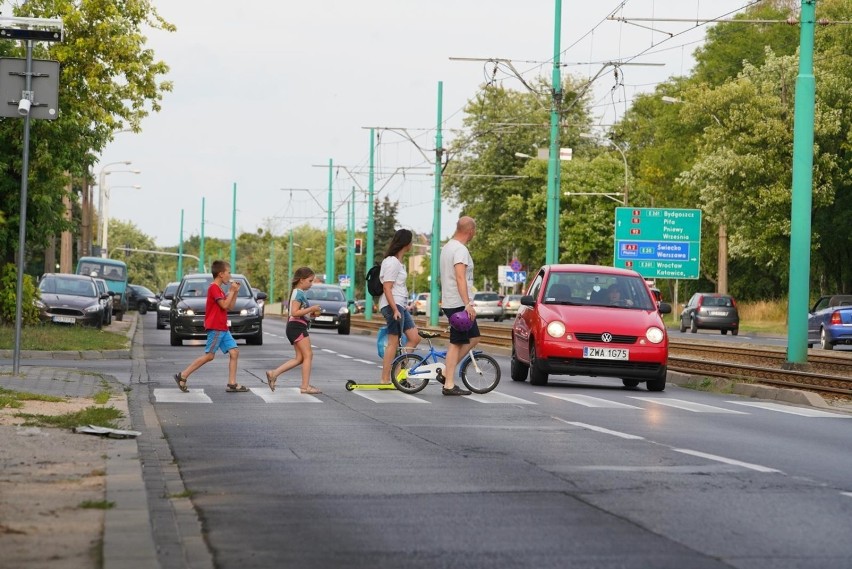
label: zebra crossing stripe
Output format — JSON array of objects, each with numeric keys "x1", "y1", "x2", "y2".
[
  {"x1": 154, "y1": 388, "x2": 212, "y2": 403},
  {"x1": 539, "y1": 393, "x2": 640, "y2": 408},
  {"x1": 352, "y1": 391, "x2": 429, "y2": 403},
  {"x1": 253, "y1": 387, "x2": 322, "y2": 403},
  {"x1": 726, "y1": 401, "x2": 852, "y2": 418},
  {"x1": 467, "y1": 392, "x2": 536, "y2": 404},
  {"x1": 629, "y1": 397, "x2": 747, "y2": 414}
]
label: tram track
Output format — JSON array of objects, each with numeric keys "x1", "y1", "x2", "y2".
[{"x1": 351, "y1": 316, "x2": 852, "y2": 397}]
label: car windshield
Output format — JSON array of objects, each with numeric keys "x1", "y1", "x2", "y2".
[
  {"x1": 474, "y1": 293, "x2": 499, "y2": 302},
  {"x1": 78, "y1": 261, "x2": 126, "y2": 282},
  {"x1": 305, "y1": 287, "x2": 345, "y2": 302},
  {"x1": 134, "y1": 286, "x2": 155, "y2": 296},
  {"x1": 179, "y1": 277, "x2": 251, "y2": 298},
  {"x1": 164, "y1": 283, "x2": 178, "y2": 296},
  {"x1": 703, "y1": 296, "x2": 733, "y2": 307},
  {"x1": 543, "y1": 272, "x2": 655, "y2": 310},
  {"x1": 40, "y1": 276, "x2": 97, "y2": 298}
]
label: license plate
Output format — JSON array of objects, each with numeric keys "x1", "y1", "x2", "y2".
[
  {"x1": 52, "y1": 316, "x2": 76, "y2": 324},
  {"x1": 583, "y1": 347, "x2": 629, "y2": 360},
  {"x1": 315, "y1": 315, "x2": 333, "y2": 322},
  {"x1": 710, "y1": 311, "x2": 727, "y2": 316}
]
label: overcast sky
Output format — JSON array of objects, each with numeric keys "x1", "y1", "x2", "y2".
[{"x1": 9, "y1": 1, "x2": 756, "y2": 246}]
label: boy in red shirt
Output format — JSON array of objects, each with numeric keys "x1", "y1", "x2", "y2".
[{"x1": 174, "y1": 260, "x2": 248, "y2": 392}]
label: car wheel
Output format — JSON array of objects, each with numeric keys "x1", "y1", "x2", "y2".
[
  {"x1": 156, "y1": 321, "x2": 165, "y2": 330},
  {"x1": 494, "y1": 316, "x2": 501, "y2": 322},
  {"x1": 138, "y1": 304, "x2": 147, "y2": 315},
  {"x1": 170, "y1": 329, "x2": 182, "y2": 346},
  {"x1": 731, "y1": 329, "x2": 738, "y2": 336},
  {"x1": 646, "y1": 368, "x2": 667, "y2": 392},
  {"x1": 820, "y1": 327, "x2": 834, "y2": 350},
  {"x1": 679, "y1": 317, "x2": 687, "y2": 333},
  {"x1": 621, "y1": 379, "x2": 640, "y2": 388},
  {"x1": 247, "y1": 327, "x2": 263, "y2": 346},
  {"x1": 721, "y1": 329, "x2": 728, "y2": 335},
  {"x1": 690, "y1": 317, "x2": 697, "y2": 333},
  {"x1": 510, "y1": 346, "x2": 529, "y2": 382},
  {"x1": 338, "y1": 320, "x2": 351, "y2": 335},
  {"x1": 528, "y1": 341, "x2": 549, "y2": 386}
]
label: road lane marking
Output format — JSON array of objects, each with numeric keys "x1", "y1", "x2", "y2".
[
  {"x1": 252, "y1": 387, "x2": 322, "y2": 403},
  {"x1": 673, "y1": 448, "x2": 781, "y2": 473},
  {"x1": 354, "y1": 359, "x2": 375, "y2": 365},
  {"x1": 468, "y1": 392, "x2": 536, "y2": 404},
  {"x1": 352, "y1": 391, "x2": 429, "y2": 403},
  {"x1": 630, "y1": 397, "x2": 748, "y2": 414},
  {"x1": 321, "y1": 348, "x2": 337, "y2": 354},
  {"x1": 153, "y1": 388, "x2": 212, "y2": 403},
  {"x1": 841, "y1": 492, "x2": 852, "y2": 499},
  {"x1": 337, "y1": 354, "x2": 353, "y2": 359},
  {"x1": 726, "y1": 401, "x2": 852, "y2": 418},
  {"x1": 538, "y1": 393, "x2": 641, "y2": 408},
  {"x1": 552, "y1": 418, "x2": 644, "y2": 440}
]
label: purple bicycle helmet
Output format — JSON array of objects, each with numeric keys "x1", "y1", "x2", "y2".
[{"x1": 449, "y1": 310, "x2": 474, "y2": 332}]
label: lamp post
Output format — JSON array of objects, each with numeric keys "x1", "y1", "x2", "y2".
[
  {"x1": 96, "y1": 161, "x2": 130, "y2": 254},
  {"x1": 579, "y1": 133, "x2": 629, "y2": 206},
  {"x1": 100, "y1": 173, "x2": 141, "y2": 258}
]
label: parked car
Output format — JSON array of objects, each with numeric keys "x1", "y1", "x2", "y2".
[
  {"x1": 168, "y1": 273, "x2": 266, "y2": 346},
  {"x1": 93, "y1": 278, "x2": 114, "y2": 326},
  {"x1": 472, "y1": 291, "x2": 504, "y2": 322},
  {"x1": 126, "y1": 284, "x2": 159, "y2": 314},
  {"x1": 76, "y1": 256, "x2": 128, "y2": 321},
  {"x1": 679, "y1": 293, "x2": 739, "y2": 335},
  {"x1": 304, "y1": 284, "x2": 351, "y2": 335},
  {"x1": 807, "y1": 294, "x2": 852, "y2": 350},
  {"x1": 408, "y1": 292, "x2": 429, "y2": 315},
  {"x1": 503, "y1": 294, "x2": 523, "y2": 319},
  {"x1": 510, "y1": 264, "x2": 671, "y2": 391},
  {"x1": 156, "y1": 281, "x2": 179, "y2": 330},
  {"x1": 35, "y1": 273, "x2": 109, "y2": 329}
]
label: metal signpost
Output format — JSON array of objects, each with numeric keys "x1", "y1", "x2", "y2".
[
  {"x1": 613, "y1": 207, "x2": 702, "y2": 280},
  {"x1": 1, "y1": 16, "x2": 63, "y2": 375}
]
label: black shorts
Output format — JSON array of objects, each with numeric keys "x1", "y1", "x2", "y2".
[
  {"x1": 442, "y1": 306, "x2": 481, "y2": 345},
  {"x1": 286, "y1": 321, "x2": 309, "y2": 345}
]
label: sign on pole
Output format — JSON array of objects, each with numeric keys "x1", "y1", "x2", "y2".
[
  {"x1": 613, "y1": 207, "x2": 701, "y2": 279},
  {"x1": 338, "y1": 274, "x2": 350, "y2": 289}
]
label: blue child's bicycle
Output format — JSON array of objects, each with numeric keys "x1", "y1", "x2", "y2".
[{"x1": 391, "y1": 330, "x2": 501, "y2": 394}]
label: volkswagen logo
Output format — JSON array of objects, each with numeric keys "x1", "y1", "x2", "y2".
[{"x1": 601, "y1": 332, "x2": 613, "y2": 343}]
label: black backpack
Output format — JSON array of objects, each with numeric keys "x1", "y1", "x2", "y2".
[{"x1": 366, "y1": 264, "x2": 383, "y2": 297}]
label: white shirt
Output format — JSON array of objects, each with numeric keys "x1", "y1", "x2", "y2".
[
  {"x1": 440, "y1": 238, "x2": 473, "y2": 309},
  {"x1": 378, "y1": 255, "x2": 408, "y2": 310}
]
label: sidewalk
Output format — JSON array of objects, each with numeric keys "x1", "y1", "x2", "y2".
[{"x1": 0, "y1": 314, "x2": 212, "y2": 569}]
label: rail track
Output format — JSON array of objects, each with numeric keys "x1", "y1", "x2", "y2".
[{"x1": 351, "y1": 315, "x2": 852, "y2": 397}]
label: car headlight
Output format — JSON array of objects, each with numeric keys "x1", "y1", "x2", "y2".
[
  {"x1": 546, "y1": 321, "x2": 566, "y2": 338},
  {"x1": 158, "y1": 304, "x2": 170, "y2": 312},
  {"x1": 84, "y1": 304, "x2": 101, "y2": 313},
  {"x1": 177, "y1": 306, "x2": 195, "y2": 316},
  {"x1": 240, "y1": 307, "x2": 258, "y2": 316},
  {"x1": 645, "y1": 326, "x2": 665, "y2": 344},
  {"x1": 33, "y1": 300, "x2": 45, "y2": 309},
  {"x1": 338, "y1": 307, "x2": 349, "y2": 315}
]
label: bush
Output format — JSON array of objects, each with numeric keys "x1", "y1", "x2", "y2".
[{"x1": 0, "y1": 263, "x2": 41, "y2": 326}]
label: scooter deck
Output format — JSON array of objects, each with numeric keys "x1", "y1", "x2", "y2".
[{"x1": 345, "y1": 380, "x2": 397, "y2": 391}]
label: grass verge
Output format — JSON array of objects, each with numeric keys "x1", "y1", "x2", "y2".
[
  {"x1": 79, "y1": 500, "x2": 115, "y2": 510},
  {"x1": 0, "y1": 386, "x2": 65, "y2": 409},
  {"x1": 0, "y1": 325, "x2": 128, "y2": 351},
  {"x1": 15, "y1": 406, "x2": 124, "y2": 429}
]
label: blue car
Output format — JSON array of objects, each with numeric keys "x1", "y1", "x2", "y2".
[{"x1": 807, "y1": 295, "x2": 852, "y2": 350}]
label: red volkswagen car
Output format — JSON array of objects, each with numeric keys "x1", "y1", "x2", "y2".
[{"x1": 510, "y1": 264, "x2": 672, "y2": 391}]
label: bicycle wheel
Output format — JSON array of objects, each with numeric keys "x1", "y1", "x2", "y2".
[
  {"x1": 460, "y1": 352, "x2": 501, "y2": 394},
  {"x1": 391, "y1": 354, "x2": 429, "y2": 394}
]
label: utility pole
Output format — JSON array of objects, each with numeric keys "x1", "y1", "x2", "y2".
[
  {"x1": 429, "y1": 81, "x2": 443, "y2": 326},
  {"x1": 177, "y1": 209, "x2": 184, "y2": 280},
  {"x1": 288, "y1": 229, "x2": 294, "y2": 289},
  {"x1": 365, "y1": 129, "x2": 376, "y2": 320},
  {"x1": 326, "y1": 159, "x2": 334, "y2": 282},
  {"x1": 268, "y1": 238, "x2": 275, "y2": 306},
  {"x1": 545, "y1": 0, "x2": 563, "y2": 264},
  {"x1": 199, "y1": 197, "x2": 206, "y2": 272},
  {"x1": 786, "y1": 0, "x2": 817, "y2": 365},
  {"x1": 230, "y1": 182, "x2": 237, "y2": 272},
  {"x1": 346, "y1": 187, "x2": 355, "y2": 304}
]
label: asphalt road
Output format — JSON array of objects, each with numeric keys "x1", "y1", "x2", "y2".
[{"x1": 140, "y1": 314, "x2": 852, "y2": 569}]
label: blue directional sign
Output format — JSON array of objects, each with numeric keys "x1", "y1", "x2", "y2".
[
  {"x1": 505, "y1": 271, "x2": 527, "y2": 283},
  {"x1": 614, "y1": 208, "x2": 702, "y2": 279}
]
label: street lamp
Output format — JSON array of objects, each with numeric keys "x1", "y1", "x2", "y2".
[
  {"x1": 99, "y1": 169, "x2": 141, "y2": 258},
  {"x1": 97, "y1": 161, "x2": 130, "y2": 249},
  {"x1": 580, "y1": 133, "x2": 629, "y2": 206}
]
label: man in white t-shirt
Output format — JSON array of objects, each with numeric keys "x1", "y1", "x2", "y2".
[
  {"x1": 379, "y1": 229, "x2": 421, "y2": 383},
  {"x1": 439, "y1": 216, "x2": 479, "y2": 396}
]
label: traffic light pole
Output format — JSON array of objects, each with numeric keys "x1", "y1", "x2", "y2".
[
  {"x1": 346, "y1": 187, "x2": 355, "y2": 304},
  {"x1": 429, "y1": 81, "x2": 443, "y2": 326},
  {"x1": 365, "y1": 129, "x2": 376, "y2": 320},
  {"x1": 544, "y1": 0, "x2": 563, "y2": 265}
]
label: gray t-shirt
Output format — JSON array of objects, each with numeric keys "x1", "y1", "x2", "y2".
[
  {"x1": 440, "y1": 238, "x2": 473, "y2": 309},
  {"x1": 378, "y1": 255, "x2": 408, "y2": 310}
]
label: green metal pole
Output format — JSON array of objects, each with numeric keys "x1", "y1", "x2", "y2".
[
  {"x1": 177, "y1": 209, "x2": 184, "y2": 280},
  {"x1": 429, "y1": 81, "x2": 443, "y2": 327},
  {"x1": 365, "y1": 129, "x2": 376, "y2": 321},
  {"x1": 347, "y1": 187, "x2": 355, "y2": 304},
  {"x1": 326, "y1": 159, "x2": 334, "y2": 283},
  {"x1": 269, "y1": 238, "x2": 275, "y2": 305},
  {"x1": 786, "y1": 0, "x2": 817, "y2": 365},
  {"x1": 288, "y1": 229, "x2": 294, "y2": 285},
  {"x1": 199, "y1": 197, "x2": 206, "y2": 272},
  {"x1": 230, "y1": 182, "x2": 237, "y2": 272},
  {"x1": 544, "y1": 0, "x2": 563, "y2": 264}
]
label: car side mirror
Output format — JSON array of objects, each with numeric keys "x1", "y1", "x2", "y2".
[
  {"x1": 107, "y1": 291, "x2": 115, "y2": 297},
  {"x1": 164, "y1": 293, "x2": 174, "y2": 300},
  {"x1": 100, "y1": 293, "x2": 111, "y2": 300},
  {"x1": 256, "y1": 292, "x2": 268, "y2": 301},
  {"x1": 657, "y1": 302, "x2": 672, "y2": 315},
  {"x1": 520, "y1": 295, "x2": 536, "y2": 307}
]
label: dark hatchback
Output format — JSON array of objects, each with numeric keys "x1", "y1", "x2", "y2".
[
  {"x1": 36, "y1": 273, "x2": 110, "y2": 328},
  {"x1": 127, "y1": 284, "x2": 159, "y2": 314},
  {"x1": 304, "y1": 284, "x2": 351, "y2": 335},
  {"x1": 156, "y1": 281, "x2": 179, "y2": 329},
  {"x1": 168, "y1": 274, "x2": 267, "y2": 346},
  {"x1": 679, "y1": 293, "x2": 739, "y2": 335}
]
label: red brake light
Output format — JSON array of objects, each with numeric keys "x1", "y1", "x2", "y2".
[
  {"x1": 831, "y1": 311, "x2": 842, "y2": 325},
  {"x1": 696, "y1": 296, "x2": 703, "y2": 309},
  {"x1": 730, "y1": 297, "x2": 736, "y2": 307}
]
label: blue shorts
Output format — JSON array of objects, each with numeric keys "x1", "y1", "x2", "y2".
[
  {"x1": 442, "y1": 306, "x2": 481, "y2": 345},
  {"x1": 380, "y1": 304, "x2": 415, "y2": 336},
  {"x1": 205, "y1": 330, "x2": 238, "y2": 354}
]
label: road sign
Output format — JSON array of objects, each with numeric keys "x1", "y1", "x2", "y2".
[
  {"x1": 505, "y1": 271, "x2": 527, "y2": 283},
  {"x1": 510, "y1": 258, "x2": 522, "y2": 271},
  {"x1": 613, "y1": 208, "x2": 701, "y2": 279},
  {"x1": 338, "y1": 274, "x2": 351, "y2": 289}
]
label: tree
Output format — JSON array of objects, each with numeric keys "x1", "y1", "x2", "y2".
[
  {"x1": 370, "y1": 196, "x2": 400, "y2": 263},
  {"x1": 0, "y1": 1, "x2": 174, "y2": 264}
]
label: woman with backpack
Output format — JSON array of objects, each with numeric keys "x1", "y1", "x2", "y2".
[{"x1": 378, "y1": 229, "x2": 421, "y2": 384}]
